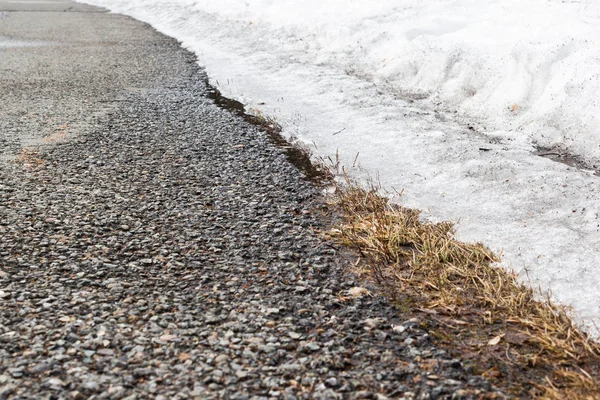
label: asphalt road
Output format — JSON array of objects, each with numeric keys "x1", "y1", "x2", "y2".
[
  {"x1": 0, "y1": 0, "x2": 96, "y2": 12},
  {"x1": 0, "y1": 0, "x2": 175, "y2": 159},
  {"x1": 0, "y1": 2, "x2": 503, "y2": 399}
]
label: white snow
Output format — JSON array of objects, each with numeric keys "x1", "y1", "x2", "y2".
[{"x1": 81, "y1": 0, "x2": 600, "y2": 334}]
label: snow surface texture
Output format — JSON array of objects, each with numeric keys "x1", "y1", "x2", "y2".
[{"x1": 81, "y1": 0, "x2": 600, "y2": 334}]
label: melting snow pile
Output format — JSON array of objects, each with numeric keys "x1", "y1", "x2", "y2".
[
  {"x1": 86, "y1": 0, "x2": 600, "y2": 163},
  {"x1": 82, "y1": 0, "x2": 600, "y2": 334}
]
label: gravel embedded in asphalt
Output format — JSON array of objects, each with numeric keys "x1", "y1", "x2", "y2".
[{"x1": 0, "y1": 3, "x2": 506, "y2": 399}]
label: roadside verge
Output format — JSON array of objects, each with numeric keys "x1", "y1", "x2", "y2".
[
  {"x1": 329, "y1": 179, "x2": 600, "y2": 399},
  {"x1": 203, "y1": 77, "x2": 600, "y2": 399}
]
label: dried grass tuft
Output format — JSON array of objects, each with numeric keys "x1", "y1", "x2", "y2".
[{"x1": 329, "y1": 177, "x2": 600, "y2": 398}]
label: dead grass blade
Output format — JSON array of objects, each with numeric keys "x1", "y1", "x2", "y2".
[{"x1": 328, "y1": 178, "x2": 600, "y2": 398}]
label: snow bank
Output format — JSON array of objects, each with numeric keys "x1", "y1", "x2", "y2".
[
  {"x1": 81, "y1": 0, "x2": 600, "y2": 334},
  {"x1": 89, "y1": 0, "x2": 600, "y2": 164}
]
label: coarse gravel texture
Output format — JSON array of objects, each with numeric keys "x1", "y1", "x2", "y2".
[{"x1": 0, "y1": 3, "x2": 506, "y2": 400}]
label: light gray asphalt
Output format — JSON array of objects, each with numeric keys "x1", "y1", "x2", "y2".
[
  {"x1": 0, "y1": 0, "x2": 180, "y2": 159},
  {"x1": 0, "y1": 0, "x2": 99, "y2": 12}
]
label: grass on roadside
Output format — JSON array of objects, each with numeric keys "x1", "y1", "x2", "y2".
[
  {"x1": 200, "y1": 88, "x2": 600, "y2": 397},
  {"x1": 328, "y1": 177, "x2": 600, "y2": 399}
]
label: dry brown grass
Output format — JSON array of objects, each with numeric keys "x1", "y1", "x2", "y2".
[
  {"x1": 328, "y1": 178, "x2": 600, "y2": 398},
  {"x1": 247, "y1": 108, "x2": 281, "y2": 133}
]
